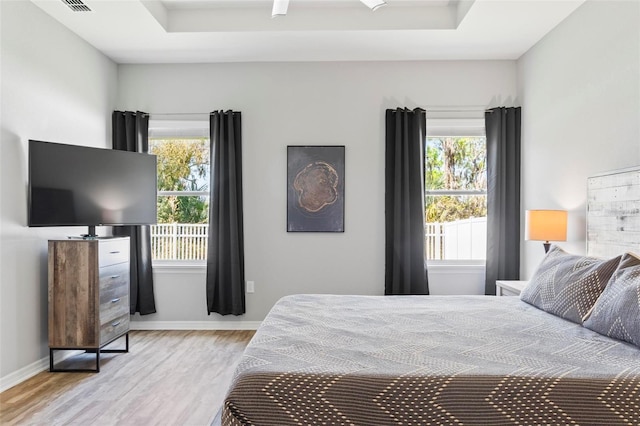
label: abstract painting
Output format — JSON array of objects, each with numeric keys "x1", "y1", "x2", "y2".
[{"x1": 287, "y1": 146, "x2": 345, "y2": 232}]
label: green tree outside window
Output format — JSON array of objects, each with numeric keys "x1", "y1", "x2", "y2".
[
  {"x1": 150, "y1": 138, "x2": 210, "y2": 224},
  {"x1": 425, "y1": 137, "x2": 487, "y2": 223}
]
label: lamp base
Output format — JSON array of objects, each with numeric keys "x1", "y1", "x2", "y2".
[{"x1": 543, "y1": 242, "x2": 551, "y2": 253}]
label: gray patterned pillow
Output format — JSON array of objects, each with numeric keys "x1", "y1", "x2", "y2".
[
  {"x1": 583, "y1": 252, "x2": 640, "y2": 347},
  {"x1": 520, "y1": 245, "x2": 621, "y2": 324}
]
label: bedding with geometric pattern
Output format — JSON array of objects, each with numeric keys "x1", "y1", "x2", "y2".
[{"x1": 222, "y1": 294, "x2": 640, "y2": 425}]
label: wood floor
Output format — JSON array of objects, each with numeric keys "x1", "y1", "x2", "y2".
[{"x1": 0, "y1": 330, "x2": 254, "y2": 426}]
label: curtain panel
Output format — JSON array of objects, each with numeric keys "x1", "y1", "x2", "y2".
[
  {"x1": 112, "y1": 110, "x2": 156, "y2": 315},
  {"x1": 384, "y1": 108, "x2": 430, "y2": 295},
  {"x1": 207, "y1": 110, "x2": 246, "y2": 315},
  {"x1": 485, "y1": 107, "x2": 521, "y2": 295}
]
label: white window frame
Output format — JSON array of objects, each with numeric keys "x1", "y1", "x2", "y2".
[
  {"x1": 149, "y1": 119, "x2": 210, "y2": 268},
  {"x1": 425, "y1": 118, "x2": 487, "y2": 266}
]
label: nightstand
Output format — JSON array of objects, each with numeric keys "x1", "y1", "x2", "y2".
[{"x1": 495, "y1": 280, "x2": 529, "y2": 296}]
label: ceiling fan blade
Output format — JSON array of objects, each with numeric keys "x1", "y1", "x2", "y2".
[
  {"x1": 359, "y1": 0, "x2": 386, "y2": 11},
  {"x1": 272, "y1": 0, "x2": 289, "y2": 17}
]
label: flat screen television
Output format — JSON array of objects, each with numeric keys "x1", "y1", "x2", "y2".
[{"x1": 28, "y1": 139, "x2": 157, "y2": 237}]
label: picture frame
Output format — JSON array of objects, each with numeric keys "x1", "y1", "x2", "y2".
[{"x1": 287, "y1": 145, "x2": 345, "y2": 232}]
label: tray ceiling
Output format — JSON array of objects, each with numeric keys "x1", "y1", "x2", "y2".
[{"x1": 31, "y1": 0, "x2": 585, "y2": 63}]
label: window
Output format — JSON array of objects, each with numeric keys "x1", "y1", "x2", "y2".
[
  {"x1": 425, "y1": 119, "x2": 486, "y2": 262},
  {"x1": 148, "y1": 120, "x2": 210, "y2": 262}
]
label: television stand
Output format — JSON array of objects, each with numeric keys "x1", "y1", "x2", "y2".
[{"x1": 80, "y1": 225, "x2": 98, "y2": 239}]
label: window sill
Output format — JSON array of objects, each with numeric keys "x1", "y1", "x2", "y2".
[
  {"x1": 152, "y1": 261, "x2": 206, "y2": 274},
  {"x1": 427, "y1": 259, "x2": 485, "y2": 266},
  {"x1": 426, "y1": 261, "x2": 485, "y2": 274}
]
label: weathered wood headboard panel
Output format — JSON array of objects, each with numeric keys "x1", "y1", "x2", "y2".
[{"x1": 587, "y1": 166, "x2": 640, "y2": 258}]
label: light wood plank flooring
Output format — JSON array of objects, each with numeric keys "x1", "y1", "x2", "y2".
[{"x1": 0, "y1": 330, "x2": 254, "y2": 426}]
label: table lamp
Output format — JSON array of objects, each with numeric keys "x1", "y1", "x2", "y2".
[{"x1": 526, "y1": 209, "x2": 568, "y2": 253}]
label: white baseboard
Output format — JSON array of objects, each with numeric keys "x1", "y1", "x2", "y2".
[
  {"x1": 129, "y1": 320, "x2": 261, "y2": 330},
  {"x1": 0, "y1": 358, "x2": 48, "y2": 393},
  {"x1": 0, "y1": 350, "x2": 82, "y2": 393}
]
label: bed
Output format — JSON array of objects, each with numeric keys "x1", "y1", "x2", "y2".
[{"x1": 222, "y1": 167, "x2": 640, "y2": 425}]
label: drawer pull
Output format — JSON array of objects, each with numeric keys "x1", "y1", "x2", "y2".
[
  {"x1": 109, "y1": 251, "x2": 121, "y2": 254},
  {"x1": 111, "y1": 298, "x2": 121, "y2": 303},
  {"x1": 111, "y1": 320, "x2": 121, "y2": 327},
  {"x1": 110, "y1": 275, "x2": 120, "y2": 279}
]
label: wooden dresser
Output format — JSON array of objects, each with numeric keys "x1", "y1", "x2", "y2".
[{"x1": 48, "y1": 237, "x2": 130, "y2": 372}]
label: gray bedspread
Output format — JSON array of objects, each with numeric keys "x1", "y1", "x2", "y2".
[{"x1": 223, "y1": 295, "x2": 640, "y2": 425}]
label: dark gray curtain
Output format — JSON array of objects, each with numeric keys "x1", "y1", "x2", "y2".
[
  {"x1": 385, "y1": 108, "x2": 429, "y2": 295},
  {"x1": 207, "y1": 110, "x2": 245, "y2": 315},
  {"x1": 112, "y1": 110, "x2": 156, "y2": 315},
  {"x1": 485, "y1": 107, "x2": 521, "y2": 295}
]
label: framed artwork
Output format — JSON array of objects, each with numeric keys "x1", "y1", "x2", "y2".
[{"x1": 287, "y1": 145, "x2": 345, "y2": 232}]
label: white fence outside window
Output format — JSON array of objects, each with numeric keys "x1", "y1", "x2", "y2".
[
  {"x1": 151, "y1": 223, "x2": 209, "y2": 261},
  {"x1": 425, "y1": 216, "x2": 487, "y2": 260},
  {"x1": 151, "y1": 218, "x2": 486, "y2": 261}
]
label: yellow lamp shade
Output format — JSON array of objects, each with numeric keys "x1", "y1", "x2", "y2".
[{"x1": 526, "y1": 210, "x2": 568, "y2": 242}]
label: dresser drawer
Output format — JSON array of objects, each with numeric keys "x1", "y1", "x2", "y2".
[
  {"x1": 100, "y1": 293, "x2": 129, "y2": 324},
  {"x1": 100, "y1": 263, "x2": 129, "y2": 293},
  {"x1": 100, "y1": 313, "x2": 130, "y2": 345},
  {"x1": 99, "y1": 239, "x2": 129, "y2": 267},
  {"x1": 100, "y1": 263, "x2": 129, "y2": 325}
]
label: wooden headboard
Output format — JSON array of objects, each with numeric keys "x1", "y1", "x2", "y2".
[{"x1": 587, "y1": 166, "x2": 640, "y2": 257}]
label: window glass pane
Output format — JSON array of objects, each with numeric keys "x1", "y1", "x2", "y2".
[
  {"x1": 149, "y1": 138, "x2": 210, "y2": 192},
  {"x1": 156, "y1": 194, "x2": 209, "y2": 225},
  {"x1": 152, "y1": 195, "x2": 209, "y2": 261},
  {"x1": 425, "y1": 136, "x2": 487, "y2": 261},
  {"x1": 425, "y1": 195, "x2": 486, "y2": 261},
  {"x1": 151, "y1": 219, "x2": 209, "y2": 261},
  {"x1": 149, "y1": 136, "x2": 211, "y2": 262},
  {"x1": 426, "y1": 137, "x2": 486, "y2": 191}
]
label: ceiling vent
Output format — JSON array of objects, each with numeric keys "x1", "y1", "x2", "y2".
[{"x1": 61, "y1": 0, "x2": 91, "y2": 12}]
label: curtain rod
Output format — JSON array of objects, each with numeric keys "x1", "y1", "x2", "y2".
[
  {"x1": 145, "y1": 112, "x2": 241, "y2": 118},
  {"x1": 424, "y1": 107, "x2": 496, "y2": 113},
  {"x1": 389, "y1": 107, "x2": 495, "y2": 113},
  {"x1": 427, "y1": 109, "x2": 495, "y2": 113},
  {"x1": 145, "y1": 112, "x2": 210, "y2": 117}
]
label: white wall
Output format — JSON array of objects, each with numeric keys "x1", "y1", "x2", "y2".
[
  {"x1": 0, "y1": 1, "x2": 117, "y2": 388},
  {"x1": 118, "y1": 61, "x2": 517, "y2": 326},
  {"x1": 517, "y1": 0, "x2": 640, "y2": 277},
  {"x1": 9, "y1": 0, "x2": 634, "y2": 388}
]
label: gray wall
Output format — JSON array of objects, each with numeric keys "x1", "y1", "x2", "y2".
[
  {"x1": 517, "y1": 0, "x2": 640, "y2": 276},
  {"x1": 0, "y1": 1, "x2": 118, "y2": 387},
  {"x1": 117, "y1": 61, "x2": 517, "y2": 326}
]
